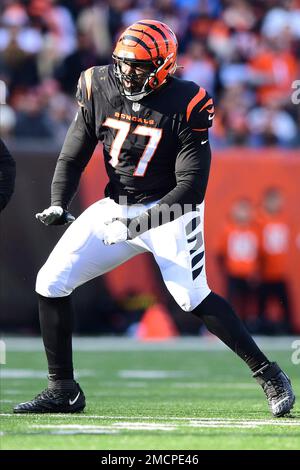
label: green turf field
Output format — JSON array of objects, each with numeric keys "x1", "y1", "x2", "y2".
[{"x1": 0, "y1": 337, "x2": 299, "y2": 450}]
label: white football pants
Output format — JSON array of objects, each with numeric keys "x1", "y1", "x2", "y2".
[{"x1": 36, "y1": 197, "x2": 211, "y2": 312}]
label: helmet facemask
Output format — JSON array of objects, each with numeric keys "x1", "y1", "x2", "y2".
[{"x1": 113, "y1": 56, "x2": 159, "y2": 101}]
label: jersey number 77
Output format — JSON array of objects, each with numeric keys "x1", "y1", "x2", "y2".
[{"x1": 103, "y1": 117, "x2": 162, "y2": 177}]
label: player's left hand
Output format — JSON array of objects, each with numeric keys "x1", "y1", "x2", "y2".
[{"x1": 102, "y1": 218, "x2": 129, "y2": 245}]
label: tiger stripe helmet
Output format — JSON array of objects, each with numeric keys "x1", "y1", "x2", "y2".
[{"x1": 113, "y1": 19, "x2": 178, "y2": 101}]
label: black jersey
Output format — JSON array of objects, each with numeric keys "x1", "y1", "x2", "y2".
[{"x1": 51, "y1": 64, "x2": 213, "y2": 211}]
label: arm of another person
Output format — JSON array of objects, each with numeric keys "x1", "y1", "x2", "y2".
[{"x1": 0, "y1": 138, "x2": 16, "y2": 212}]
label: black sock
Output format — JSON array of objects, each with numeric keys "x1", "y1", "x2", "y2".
[
  {"x1": 38, "y1": 294, "x2": 74, "y2": 380},
  {"x1": 192, "y1": 292, "x2": 270, "y2": 373},
  {"x1": 48, "y1": 378, "x2": 76, "y2": 391}
]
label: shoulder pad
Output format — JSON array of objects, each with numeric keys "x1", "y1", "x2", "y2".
[
  {"x1": 76, "y1": 67, "x2": 95, "y2": 107},
  {"x1": 186, "y1": 87, "x2": 215, "y2": 130}
]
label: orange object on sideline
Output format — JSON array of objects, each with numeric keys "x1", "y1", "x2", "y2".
[{"x1": 136, "y1": 304, "x2": 179, "y2": 341}]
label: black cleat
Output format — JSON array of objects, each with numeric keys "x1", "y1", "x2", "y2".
[
  {"x1": 253, "y1": 362, "x2": 295, "y2": 417},
  {"x1": 13, "y1": 382, "x2": 85, "y2": 414}
]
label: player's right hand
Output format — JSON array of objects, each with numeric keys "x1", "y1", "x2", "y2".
[{"x1": 35, "y1": 206, "x2": 75, "y2": 226}]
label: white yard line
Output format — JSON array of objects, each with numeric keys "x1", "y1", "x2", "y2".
[
  {"x1": 2, "y1": 413, "x2": 300, "y2": 426},
  {"x1": 47, "y1": 430, "x2": 118, "y2": 435},
  {"x1": 118, "y1": 370, "x2": 192, "y2": 379},
  {"x1": 172, "y1": 382, "x2": 257, "y2": 389},
  {"x1": 189, "y1": 424, "x2": 257, "y2": 428},
  {"x1": 2, "y1": 336, "x2": 297, "y2": 352},
  {"x1": 32, "y1": 423, "x2": 175, "y2": 431},
  {"x1": 0, "y1": 369, "x2": 94, "y2": 379},
  {"x1": 29, "y1": 418, "x2": 300, "y2": 433},
  {"x1": 123, "y1": 382, "x2": 147, "y2": 388},
  {"x1": 30, "y1": 427, "x2": 119, "y2": 435}
]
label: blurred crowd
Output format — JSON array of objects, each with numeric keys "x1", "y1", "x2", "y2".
[
  {"x1": 217, "y1": 188, "x2": 294, "y2": 334},
  {"x1": 0, "y1": 0, "x2": 300, "y2": 147}
]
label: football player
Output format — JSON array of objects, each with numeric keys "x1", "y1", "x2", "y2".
[
  {"x1": 14, "y1": 20, "x2": 295, "y2": 416},
  {"x1": 0, "y1": 138, "x2": 16, "y2": 213}
]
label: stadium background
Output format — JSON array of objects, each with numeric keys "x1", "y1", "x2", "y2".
[{"x1": 1, "y1": 0, "x2": 300, "y2": 336}]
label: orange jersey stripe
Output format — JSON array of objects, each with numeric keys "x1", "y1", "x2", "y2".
[
  {"x1": 186, "y1": 87, "x2": 206, "y2": 122},
  {"x1": 84, "y1": 67, "x2": 94, "y2": 100},
  {"x1": 199, "y1": 98, "x2": 214, "y2": 113}
]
